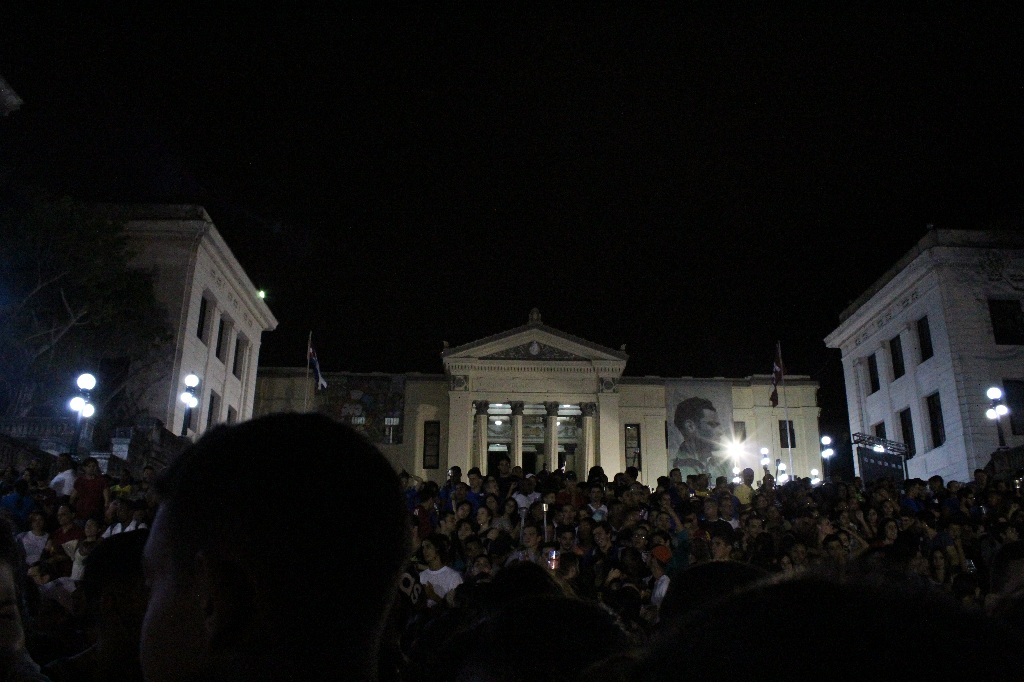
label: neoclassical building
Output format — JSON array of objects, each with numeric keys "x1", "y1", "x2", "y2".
[
  {"x1": 255, "y1": 310, "x2": 821, "y2": 486},
  {"x1": 117, "y1": 205, "x2": 278, "y2": 437},
  {"x1": 0, "y1": 204, "x2": 278, "y2": 467},
  {"x1": 825, "y1": 229, "x2": 1023, "y2": 483}
]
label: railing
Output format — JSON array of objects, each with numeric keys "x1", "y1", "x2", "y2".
[
  {"x1": 851, "y1": 432, "x2": 909, "y2": 457},
  {"x1": 0, "y1": 416, "x2": 192, "y2": 475},
  {"x1": 0, "y1": 417, "x2": 77, "y2": 440}
]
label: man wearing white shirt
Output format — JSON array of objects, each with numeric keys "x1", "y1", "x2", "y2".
[
  {"x1": 49, "y1": 454, "x2": 76, "y2": 500},
  {"x1": 17, "y1": 511, "x2": 49, "y2": 565},
  {"x1": 418, "y1": 534, "x2": 463, "y2": 607},
  {"x1": 512, "y1": 478, "x2": 541, "y2": 511}
]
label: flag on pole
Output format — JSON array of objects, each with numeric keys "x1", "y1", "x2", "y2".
[
  {"x1": 308, "y1": 342, "x2": 328, "y2": 390},
  {"x1": 769, "y1": 341, "x2": 784, "y2": 407}
]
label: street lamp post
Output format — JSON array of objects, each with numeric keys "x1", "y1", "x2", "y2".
[
  {"x1": 985, "y1": 387, "x2": 1009, "y2": 448},
  {"x1": 729, "y1": 441, "x2": 744, "y2": 484},
  {"x1": 820, "y1": 435, "x2": 835, "y2": 482},
  {"x1": 180, "y1": 374, "x2": 200, "y2": 437},
  {"x1": 69, "y1": 373, "x2": 97, "y2": 457}
]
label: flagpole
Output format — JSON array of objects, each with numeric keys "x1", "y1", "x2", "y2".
[
  {"x1": 305, "y1": 331, "x2": 312, "y2": 413},
  {"x1": 778, "y1": 341, "x2": 795, "y2": 479}
]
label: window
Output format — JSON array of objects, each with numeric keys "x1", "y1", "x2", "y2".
[
  {"x1": 232, "y1": 336, "x2": 248, "y2": 378},
  {"x1": 196, "y1": 295, "x2": 211, "y2": 341},
  {"x1": 384, "y1": 416, "x2": 401, "y2": 444},
  {"x1": 422, "y1": 421, "x2": 441, "y2": 469},
  {"x1": 917, "y1": 316, "x2": 934, "y2": 362},
  {"x1": 889, "y1": 335, "x2": 906, "y2": 380},
  {"x1": 867, "y1": 353, "x2": 880, "y2": 394},
  {"x1": 1003, "y1": 379, "x2": 1023, "y2": 436},
  {"x1": 733, "y1": 421, "x2": 747, "y2": 442},
  {"x1": 226, "y1": 405, "x2": 237, "y2": 425},
  {"x1": 779, "y1": 420, "x2": 796, "y2": 449},
  {"x1": 207, "y1": 390, "x2": 221, "y2": 430},
  {"x1": 898, "y1": 408, "x2": 915, "y2": 458},
  {"x1": 624, "y1": 424, "x2": 641, "y2": 470},
  {"x1": 215, "y1": 319, "x2": 229, "y2": 361},
  {"x1": 926, "y1": 392, "x2": 945, "y2": 448},
  {"x1": 988, "y1": 299, "x2": 1023, "y2": 345},
  {"x1": 873, "y1": 422, "x2": 886, "y2": 439}
]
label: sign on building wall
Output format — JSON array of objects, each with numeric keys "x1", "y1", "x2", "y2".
[
  {"x1": 856, "y1": 446, "x2": 905, "y2": 488},
  {"x1": 665, "y1": 380, "x2": 734, "y2": 480},
  {"x1": 318, "y1": 374, "x2": 405, "y2": 445}
]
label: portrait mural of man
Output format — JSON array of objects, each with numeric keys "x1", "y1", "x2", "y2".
[{"x1": 666, "y1": 381, "x2": 734, "y2": 481}]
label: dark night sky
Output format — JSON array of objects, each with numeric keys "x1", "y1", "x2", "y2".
[{"x1": 0, "y1": 3, "x2": 1023, "y2": 433}]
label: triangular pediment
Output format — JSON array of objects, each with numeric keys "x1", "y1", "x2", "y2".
[
  {"x1": 442, "y1": 311, "x2": 628, "y2": 364},
  {"x1": 481, "y1": 339, "x2": 590, "y2": 361}
]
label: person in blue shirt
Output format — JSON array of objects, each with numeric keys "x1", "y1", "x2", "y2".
[
  {"x1": 900, "y1": 479, "x2": 926, "y2": 514},
  {"x1": 0, "y1": 480, "x2": 36, "y2": 532}
]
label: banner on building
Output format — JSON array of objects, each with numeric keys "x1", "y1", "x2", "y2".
[
  {"x1": 318, "y1": 374, "x2": 406, "y2": 445},
  {"x1": 665, "y1": 380, "x2": 735, "y2": 480}
]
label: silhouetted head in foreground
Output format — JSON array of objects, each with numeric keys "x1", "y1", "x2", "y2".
[
  {"x1": 443, "y1": 595, "x2": 632, "y2": 681},
  {"x1": 632, "y1": 570, "x2": 1022, "y2": 681},
  {"x1": 659, "y1": 560, "x2": 769, "y2": 626},
  {"x1": 140, "y1": 413, "x2": 409, "y2": 681}
]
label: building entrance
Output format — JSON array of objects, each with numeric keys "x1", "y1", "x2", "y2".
[{"x1": 483, "y1": 402, "x2": 584, "y2": 476}]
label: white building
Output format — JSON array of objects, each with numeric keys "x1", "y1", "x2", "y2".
[
  {"x1": 255, "y1": 310, "x2": 821, "y2": 487},
  {"x1": 824, "y1": 229, "x2": 1023, "y2": 483},
  {"x1": 117, "y1": 205, "x2": 278, "y2": 438}
]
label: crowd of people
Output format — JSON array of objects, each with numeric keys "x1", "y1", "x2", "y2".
[{"x1": 0, "y1": 413, "x2": 1023, "y2": 680}]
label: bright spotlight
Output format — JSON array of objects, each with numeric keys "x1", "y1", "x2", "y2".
[
  {"x1": 732, "y1": 466, "x2": 741, "y2": 475},
  {"x1": 995, "y1": 404, "x2": 1009, "y2": 417},
  {"x1": 81, "y1": 403, "x2": 95, "y2": 418},
  {"x1": 821, "y1": 436, "x2": 832, "y2": 446},
  {"x1": 986, "y1": 409, "x2": 998, "y2": 420},
  {"x1": 810, "y1": 468, "x2": 819, "y2": 476},
  {"x1": 184, "y1": 374, "x2": 200, "y2": 388},
  {"x1": 187, "y1": 396, "x2": 199, "y2": 409},
  {"x1": 181, "y1": 392, "x2": 195, "y2": 405},
  {"x1": 778, "y1": 473, "x2": 788, "y2": 484},
  {"x1": 77, "y1": 373, "x2": 97, "y2": 391},
  {"x1": 822, "y1": 448, "x2": 834, "y2": 459},
  {"x1": 987, "y1": 387, "x2": 1003, "y2": 401},
  {"x1": 778, "y1": 463, "x2": 787, "y2": 472},
  {"x1": 873, "y1": 445, "x2": 885, "y2": 453},
  {"x1": 69, "y1": 396, "x2": 85, "y2": 412}
]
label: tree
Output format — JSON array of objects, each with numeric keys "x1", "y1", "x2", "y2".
[{"x1": 0, "y1": 193, "x2": 173, "y2": 430}]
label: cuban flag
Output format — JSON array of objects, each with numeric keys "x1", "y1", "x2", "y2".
[
  {"x1": 308, "y1": 345, "x2": 329, "y2": 390},
  {"x1": 769, "y1": 342, "x2": 784, "y2": 407}
]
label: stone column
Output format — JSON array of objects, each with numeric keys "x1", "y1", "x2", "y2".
[
  {"x1": 509, "y1": 401, "x2": 524, "y2": 467},
  {"x1": 544, "y1": 401, "x2": 560, "y2": 473},
  {"x1": 598, "y1": 393, "x2": 621, "y2": 480},
  {"x1": 473, "y1": 400, "x2": 490, "y2": 476},
  {"x1": 579, "y1": 402, "x2": 598, "y2": 475}
]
